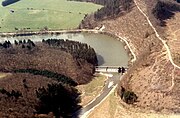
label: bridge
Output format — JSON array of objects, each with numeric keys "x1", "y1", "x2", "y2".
[{"x1": 95, "y1": 66, "x2": 128, "y2": 73}]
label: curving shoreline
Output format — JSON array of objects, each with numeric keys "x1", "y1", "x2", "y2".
[{"x1": 0, "y1": 29, "x2": 136, "y2": 66}]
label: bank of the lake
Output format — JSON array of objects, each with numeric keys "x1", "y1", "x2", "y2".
[
  {"x1": 0, "y1": 30, "x2": 132, "y2": 67},
  {"x1": 0, "y1": 31, "x2": 132, "y2": 117},
  {"x1": 0, "y1": 38, "x2": 99, "y2": 117}
]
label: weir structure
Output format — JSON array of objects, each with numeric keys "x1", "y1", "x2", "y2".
[{"x1": 95, "y1": 66, "x2": 128, "y2": 73}]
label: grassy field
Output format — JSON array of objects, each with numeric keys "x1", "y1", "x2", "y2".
[
  {"x1": 77, "y1": 74, "x2": 107, "y2": 106},
  {"x1": 0, "y1": 0, "x2": 102, "y2": 32}
]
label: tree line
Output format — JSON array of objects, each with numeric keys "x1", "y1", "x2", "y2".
[
  {"x1": 94, "y1": 0, "x2": 133, "y2": 19},
  {"x1": 152, "y1": 0, "x2": 180, "y2": 26},
  {"x1": 0, "y1": 88, "x2": 22, "y2": 99},
  {"x1": 42, "y1": 39, "x2": 98, "y2": 66},
  {"x1": 15, "y1": 39, "x2": 36, "y2": 50},
  {"x1": 14, "y1": 69, "x2": 81, "y2": 117},
  {"x1": 0, "y1": 78, "x2": 80, "y2": 117},
  {"x1": 0, "y1": 40, "x2": 12, "y2": 48},
  {"x1": 14, "y1": 69, "x2": 78, "y2": 86},
  {"x1": 0, "y1": 39, "x2": 35, "y2": 50},
  {"x1": 69, "y1": 0, "x2": 133, "y2": 19},
  {"x1": 0, "y1": 39, "x2": 94, "y2": 117}
]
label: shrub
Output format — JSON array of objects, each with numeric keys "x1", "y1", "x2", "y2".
[
  {"x1": 120, "y1": 86, "x2": 138, "y2": 104},
  {"x1": 0, "y1": 88, "x2": 22, "y2": 99}
]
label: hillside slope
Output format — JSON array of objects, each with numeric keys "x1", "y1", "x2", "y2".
[{"x1": 82, "y1": 0, "x2": 180, "y2": 114}]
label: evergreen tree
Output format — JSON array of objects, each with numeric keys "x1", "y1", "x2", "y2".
[
  {"x1": 14, "y1": 40, "x2": 18, "y2": 45},
  {"x1": 36, "y1": 83, "x2": 81, "y2": 118}
]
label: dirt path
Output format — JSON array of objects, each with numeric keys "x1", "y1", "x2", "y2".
[
  {"x1": 116, "y1": 34, "x2": 137, "y2": 62},
  {"x1": 133, "y1": 0, "x2": 180, "y2": 70}
]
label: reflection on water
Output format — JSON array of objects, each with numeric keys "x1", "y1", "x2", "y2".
[
  {"x1": 0, "y1": 33, "x2": 129, "y2": 66},
  {"x1": 97, "y1": 54, "x2": 105, "y2": 65}
]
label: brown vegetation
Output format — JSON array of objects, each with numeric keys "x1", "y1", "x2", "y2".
[
  {"x1": 77, "y1": 0, "x2": 134, "y2": 29},
  {"x1": 81, "y1": 0, "x2": 180, "y2": 114},
  {"x1": 0, "y1": 41, "x2": 95, "y2": 84},
  {"x1": 0, "y1": 39, "x2": 97, "y2": 117},
  {"x1": 0, "y1": 73, "x2": 55, "y2": 117},
  {"x1": 165, "y1": 10, "x2": 180, "y2": 66},
  {"x1": 152, "y1": 0, "x2": 180, "y2": 26}
]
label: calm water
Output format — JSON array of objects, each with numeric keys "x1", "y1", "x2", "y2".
[{"x1": 0, "y1": 33, "x2": 129, "y2": 66}]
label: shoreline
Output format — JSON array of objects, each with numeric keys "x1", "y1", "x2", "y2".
[
  {"x1": 0, "y1": 29, "x2": 135, "y2": 66},
  {"x1": 0, "y1": 30, "x2": 137, "y2": 117}
]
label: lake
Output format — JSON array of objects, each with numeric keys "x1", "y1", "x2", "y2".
[{"x1": 0, "y1": 32, "x2": 129, "y2": 66}]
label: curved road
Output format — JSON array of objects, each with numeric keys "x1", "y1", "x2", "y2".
[{"x1": 73, "y1": 73, "x2": 122, "y2": 118}]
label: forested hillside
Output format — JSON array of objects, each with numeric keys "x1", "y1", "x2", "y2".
[
  {"x1": 152, "y1": 0, "x2": 180, "y2": 26},
  {"x1": 0, "y1": 39, "x2": 97, "y2": 117},
  {"x1": 70, "y1": 0, "x2": 134, "y2": 19}
]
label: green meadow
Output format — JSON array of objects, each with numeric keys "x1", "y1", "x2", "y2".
[{"x1": 0, "y1": 0, "x2": 102, "y2": 32}]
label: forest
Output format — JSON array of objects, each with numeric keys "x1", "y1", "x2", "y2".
[
  {"x1": 42, "y1": 39, "x2": 98, "y2": 66},
  {"x1": 152, "y1": 0, "x2": 180, "y2": 26},
  {"x1": 0, "y1": 39, "x2": 97, "y2": 117},
  {"x1": 0, "y1": 39, "x2": 35, "y2": 50},
  {"x1": 36, "y1": 83, "x2": 81, "y2": 117},
  {"x1": 0, "y1": 74, "x2": 81, "y2": 118},
  {"x1": 69, "y1": 0, "x2": 134, "y2": 19},
  {"x1": 14, "y1": 69, "x2": 78, "y2": 86}
]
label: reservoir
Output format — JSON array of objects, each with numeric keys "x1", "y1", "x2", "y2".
[{"x1": 0, "y1": 33, "x2": 129, "y2": 66}]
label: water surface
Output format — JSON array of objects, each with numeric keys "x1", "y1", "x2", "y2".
[{"x1": 0, "y1": 33, "x2": 129, "y2": 66}]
